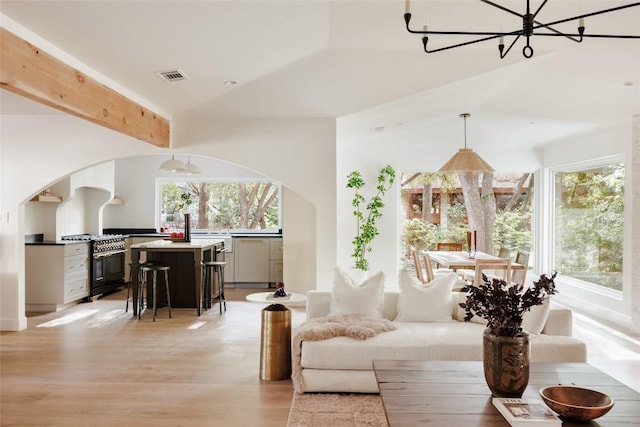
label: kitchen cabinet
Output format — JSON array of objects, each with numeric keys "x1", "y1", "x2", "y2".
[
  {"x1": 220, "y1": 238, "x2": 234, "y2": 284},
  {"x1": 26, "y1": 242, "x2": 89, "y2": 311},
  {"x1": 234, "y1": 238, "x2": 270, "y2": 284},
  {"x1": 232, "y1": 237, "x2": 282, "y2": 286},
  {"x1": 269, "y1": 238, "x2": 283, "y2": 283}
]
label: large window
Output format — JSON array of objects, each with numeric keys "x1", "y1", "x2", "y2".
[
  {"x1": 553, "y1": 162, "x2": 624, "y2": 291},
  {"x1": 400, "y1": 172, "x2": 533, "y2": 267},
  {"x1": 159, "y1": 179, "x2": 281, "y2": 233}
]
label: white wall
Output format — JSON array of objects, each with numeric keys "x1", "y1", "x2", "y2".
[
  {"x1": 336, "y1": 122, "x2": 543, "y2": 288},
  {"x1": 632, "y1": 114, "x2": 640, "y2": 333},
  {"x1": 334, "y1": 118, "x2": 639, "y2": 334},
  {"x1": 102, "y1": 155, "x2": 320, "y2": 295},
  {"x1": 171, "y1": 117, "x2": 337, "y2": 291},
  {"x1": 104, "y1": 155, "x2": 266, "y2": 228},
  {"x1": 1, "y1": 112, "x2": 336, "y2": 330},
  {"x1": 540, "y1": 121, "x2": 638, "y2": 331}
]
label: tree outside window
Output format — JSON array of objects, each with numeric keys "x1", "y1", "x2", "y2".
[
  {"x1": 553, "y1": 163, "x2": 624, "y2": 291},
  {"x1": 159, "y1": 180, "x2": 281, "y2": 232},
  {"x1": 401, "y1": 172, "x2": 533, "y2": 268}
]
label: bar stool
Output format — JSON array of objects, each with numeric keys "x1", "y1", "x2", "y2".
[
  {"x1": 202, "y1": 260, "x2": 227, "y2": 314},
  {"x1": 139, "y1": 264, "x2": 172, "y2": 321},
  {"x1": 126, "y1": 260, "x2": 154, "y2": 313}
]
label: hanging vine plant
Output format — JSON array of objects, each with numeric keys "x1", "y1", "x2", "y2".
[{"x1": 347, "y1": 165, "x2": 396, "y2": 271}]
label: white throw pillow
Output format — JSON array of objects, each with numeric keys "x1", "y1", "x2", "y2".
[
  {"x1": 394, "y1": 270, "x2": 456, "y2": 322},
  {"x1": 329, "y1": 267, "x2": 385, "y2": 318},
  {"x1": 522, "y1": 296, "x2": 552, "y2": 335},
  {"x1": 452, "y1": 291, "x2": 488, "y2": 325}
]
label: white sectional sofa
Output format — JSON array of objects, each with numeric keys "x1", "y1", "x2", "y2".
[{"x1": 296, "y1": 289, "x2": 588, "y2": 393}]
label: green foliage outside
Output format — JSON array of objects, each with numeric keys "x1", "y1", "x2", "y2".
[
  {"x1": 494, "y1": 209, "x2": 532, "y2": 254},
  {"x1": 554, "y1": 163, "x2": 624, "y2": 291},
  {"x1": 401, "y1": 173, "x2": 532, "y2": 263},
  {"x1": 403, "y1": 202, "x2": 531, "y2": 253},
  {"x1": 401, "y1": 164, "x2": 625, "y2": 292},
  {"x1": 160, "y1": 181, "x2": 280, "y2": 231}
]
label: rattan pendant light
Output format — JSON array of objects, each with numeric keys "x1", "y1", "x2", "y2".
[{"x1": 438, "y1": 113, "x2": 494, "y2": 174}]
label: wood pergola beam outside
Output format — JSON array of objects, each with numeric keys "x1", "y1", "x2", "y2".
[{"x1": 0, "y1": 27, "x2": 169, "y2": 147}]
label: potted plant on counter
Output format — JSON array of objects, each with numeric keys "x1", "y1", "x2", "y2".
[
  {"x1": 346, "y1": 165, "x2": 395, "y2": 271},
  {"x1": 178, "y1": 191, "x2": 194, "y2": 242},
  {"x1": 459, "y1": 272, "x2": 558, "y2": 397}
]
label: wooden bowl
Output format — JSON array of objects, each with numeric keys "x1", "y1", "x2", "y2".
[{"x1": 539, "y1": 385, "x2": 614, "y2": 421}]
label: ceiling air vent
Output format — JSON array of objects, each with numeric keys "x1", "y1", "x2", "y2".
[{"x1": 155, "y1": 69, "x2": 189, "y2": 82}]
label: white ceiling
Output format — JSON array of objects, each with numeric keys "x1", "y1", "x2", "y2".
[{"x1": 1, "y1": 0, "x2": 639, "y2": 150}]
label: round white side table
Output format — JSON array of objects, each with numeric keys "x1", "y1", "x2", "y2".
[
  {"x1": 246, "y1": 291, "x2": 306, "y2": 381},
  {"x1": 245, "y1": 291, "x2": 307, "y2": 305}
]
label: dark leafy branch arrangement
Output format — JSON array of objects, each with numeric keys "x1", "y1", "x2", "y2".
[{"x1": 459, "y1": 272, "x2": 558, "y2": 337}]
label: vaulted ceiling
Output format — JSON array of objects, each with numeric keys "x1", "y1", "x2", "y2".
[{"x1": 1, "y1": 1, "x2": 639, "y2": 150}]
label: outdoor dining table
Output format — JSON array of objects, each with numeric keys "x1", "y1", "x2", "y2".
[{"x1": 428, "y1": 250, "x2": 524, "y2": 272}]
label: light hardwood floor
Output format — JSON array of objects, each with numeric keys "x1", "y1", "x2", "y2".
[
  {"x1": 1, "y1": 287, "x2": 639, "y2": 426},
  {"x1": 1, "y1": 287, "x2": 306, "y2": 427}
]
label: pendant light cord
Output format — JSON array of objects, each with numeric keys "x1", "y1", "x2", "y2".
[{"x1": 460, "y1": 112, "x2": 470, "y2": 149}]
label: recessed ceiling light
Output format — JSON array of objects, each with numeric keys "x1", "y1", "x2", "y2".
[{"x1": 224, "y1": 80, "x2": 238, "y2": 85}]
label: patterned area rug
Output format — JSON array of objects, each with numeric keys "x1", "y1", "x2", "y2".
[{"x1": 286, "y1": 393, "x2": 388, "y2": 427}]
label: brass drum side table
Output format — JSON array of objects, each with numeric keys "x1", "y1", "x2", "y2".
[{"x1": 246, "y1": 292, "x2": 306, "y2": 381}]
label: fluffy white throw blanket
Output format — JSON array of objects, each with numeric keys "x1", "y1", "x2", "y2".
[{"x1": 291, "y1": 315, "x2": 397, "y2": 393}]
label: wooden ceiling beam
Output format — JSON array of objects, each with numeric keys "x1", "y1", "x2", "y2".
[{"x1": 0, "y1": 27, "x2": 169, "y2": 147}]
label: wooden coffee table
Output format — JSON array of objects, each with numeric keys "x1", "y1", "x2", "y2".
[{"x1": 373, "y1": 360, "x2": 640, "y2": 427}]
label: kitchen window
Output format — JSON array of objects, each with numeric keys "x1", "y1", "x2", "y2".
[{"x1": 158, "y1": 179, "x2": 281, "y2": 233}]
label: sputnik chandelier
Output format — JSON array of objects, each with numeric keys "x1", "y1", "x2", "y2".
[{"x1": 403, "y1": 0, "x2": 640, "y2": 59}]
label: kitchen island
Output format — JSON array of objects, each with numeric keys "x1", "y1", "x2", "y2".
[{"x1": 130, "y1": 239, "x2": 225, "y2": 317}]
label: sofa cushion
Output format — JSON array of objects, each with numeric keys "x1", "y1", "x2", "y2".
[
  {"x1": 523, "y1": 296, "x2": 552, "y2": 335},
  {"x1": 299, "y1": 321, "x2": 587, "y2": 371},
  {"x1": 395, "y1": 271, "x2": 456, "y2": 322},
  {"x1": 300, "y1": 322, "x2": 484, "y2": 370},
  {"x1": 452, "y1": 291, "x2": 488, "y2": 325},
  {"x1": 329, "y1": 267, "x2": 385, "y2": 318}
]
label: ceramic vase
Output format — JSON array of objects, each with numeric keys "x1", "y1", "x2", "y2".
[
  {"x1": 483, "y1": 329, "x2": 530, "y2": 398},
  {"x1": 184, "y1": 213, "x2": 191, "y2": 242}
]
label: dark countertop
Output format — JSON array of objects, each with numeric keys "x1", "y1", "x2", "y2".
[
  {"x1": 104, "y1": 228, "x2": 281, "y2": 238},
  {"x1": 127, "y1": 233, "x2": 282, "y2": 238},
  {"x1": 25, "y1": 240, "x2": 89, "y2": 246}
]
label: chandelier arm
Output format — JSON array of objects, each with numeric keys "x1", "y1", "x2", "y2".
[
  {"x1": 499, "y1": 34, "x2": 521, "y2": 59},
  {"x1": 530, "y1": 0, "x2": 549, "y2": 21},
  {"x1": 533, "y1": 21, "x2": 581, "y2": 42},
  {"x1": 530, "y1": 3, "x2": 640, "y2": 30},
  {"x1": 423, "y1": 33, "x2": 510, "y2": 54},
  {"x1": 535, "y1": 33, "x2": 640, "y2": 39},
  {"x1": 406, "y1": 15, "x2": 520, "y2": 37},
  {"x1": 479, "y1": 0, "x2": 523, "y2": 19}
]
